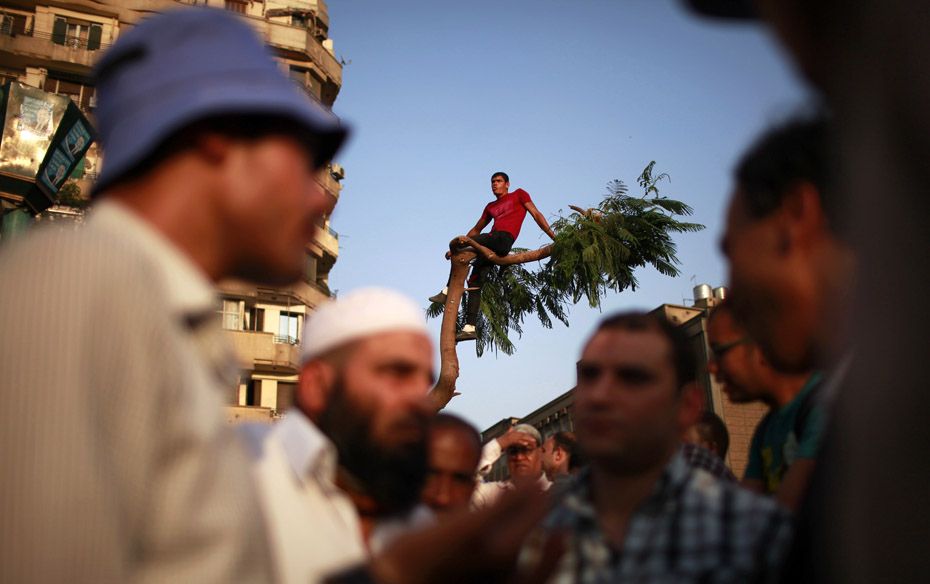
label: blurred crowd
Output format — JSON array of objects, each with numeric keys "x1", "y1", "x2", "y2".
[{"x1": 1, "y1": 1, "x2": 927, "y2": 582}]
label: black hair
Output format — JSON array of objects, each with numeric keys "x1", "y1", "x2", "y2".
[
  {"x1": 695, "y1": 411, "x2": 730, "y2": 459},
  {"x1": 431, "y1": 413, "x2": 482, "y2": 456},
  {"x1": 734, "y1": 113, "x2": 837, "y2": 228},
  {"x1": 547, "y1": 431, "x2": 584, "y2": 471},
  {"x1": 491, "y1": 171, "x2": 510, "y2": 183},
  {"x1": 593, "y1": 311, "x2": 697, "y2": 390}
]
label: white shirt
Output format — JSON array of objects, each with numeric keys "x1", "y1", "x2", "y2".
[
  {"x1": 240, "y1": 411, "x2": 367, "y2": 584},
  {"x1": 471, "y1": 439, "x2": 552, "y2": 508}
]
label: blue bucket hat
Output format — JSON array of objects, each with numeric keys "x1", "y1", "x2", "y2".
[
  {"x1": 683, "y1": 0, "x2": 757, "y2": 19},
  {"x1": 92, "y1": 7, "x2": 348, "y2": 195}
]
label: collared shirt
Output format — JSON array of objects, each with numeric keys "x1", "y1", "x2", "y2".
[
  {"x1": 241, "y1": 410, "x2": 367, "y2": 584},
  {"x1": 527, "y1": 452, "x2": 792, "y2": 583},
  {"x1": 681, "y1": 442, "x2": 737, "y2": 482},
  {"x1": 472, "y1": 438, "x2": 552, "y2": 508},
  {"x1": 91, "y1": 201, "x2": 216, "y2": 318},
  {"x1": 0, "y1": 200, "x2": 272, "y2": 582}
]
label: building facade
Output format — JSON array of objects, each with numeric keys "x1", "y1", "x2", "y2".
[
  {"x1": 0, "y1": 0, "x2": 346, "y2": 421},
  {"x1": 481, "y1": 285, "x2": 768, "y2": 480}
]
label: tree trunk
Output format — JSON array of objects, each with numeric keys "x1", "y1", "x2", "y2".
[{"x1": 428, "y1": 236, "x2": 554, "y2": 410}]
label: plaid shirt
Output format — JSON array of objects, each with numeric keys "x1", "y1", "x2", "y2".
[
  {"x1": 681, "y1": 443, "x2": 738, "y2": 482},
  {"x1": 528, "y1": 451, "x2": 792, "y2": 583}
]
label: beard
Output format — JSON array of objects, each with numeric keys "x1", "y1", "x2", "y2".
[{"x1": 317, "y1": 375, "x2": 429, "y2": 517}]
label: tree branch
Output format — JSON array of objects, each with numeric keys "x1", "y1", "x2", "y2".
[
  {"x1": 454, "y1": 236, "x2": 554, "y2": 265},
  {"x1": 429, "y1": 236, "x2": 556, "y2": 410}
]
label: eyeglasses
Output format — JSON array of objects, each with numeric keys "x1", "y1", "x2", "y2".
[
  {"x1": 710, "y1": 337, "x2": 751, "y2": 360},
  {"x1": 505, "y1": 445, "x2": 537, "y2": 457}
]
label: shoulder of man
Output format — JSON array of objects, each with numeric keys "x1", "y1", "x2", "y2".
[
  {"x1": 236, "y1": 422, "x2": 275, "y2": 459},
  {"x1": 511, "y1": 188, "x2": 531, "y2": 201}
]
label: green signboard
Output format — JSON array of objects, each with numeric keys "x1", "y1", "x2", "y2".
[{"x1": 0, "y1": 80, "x2": 96, "y2": 214}]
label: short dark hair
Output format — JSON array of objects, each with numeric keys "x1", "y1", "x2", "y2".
[
  {"x1": 734, "y1": 114, "x2": 837, "y2": 229},
  {"x1": 430, "y1": 413, "x2": 482, "y2": 455},
  {"x1": 491, "y1": 171, "x2": 510, "y2": 183},
  {"x1": 548, "y1": 431, "x2": 583, "y2": 471},
  {"x1": 592, "y1": 311, "x2": 697, "y2": 389},
  {"x1": 694, "y1": 411, "x2": 730, "y2": 459}
]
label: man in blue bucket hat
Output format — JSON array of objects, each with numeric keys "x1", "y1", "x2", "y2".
[{"x1": 0, "y1": 7, "x2": 346, "y2": 582}]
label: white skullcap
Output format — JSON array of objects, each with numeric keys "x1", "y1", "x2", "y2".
[
  {"x1": 300, "y1": 287, "x2": 429, "y2": 363},
  {"x1": 512, "y1": 424, "x2": 543, "y2": 446}
]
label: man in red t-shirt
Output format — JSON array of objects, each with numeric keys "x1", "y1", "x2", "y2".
[{"x1": 430, "y1": 171, "x2": 556, "y2": 342}]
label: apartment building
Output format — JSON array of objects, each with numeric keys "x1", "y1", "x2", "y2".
[{"x1": 0, "y1": 0, "x2": 346, "y2": 420}]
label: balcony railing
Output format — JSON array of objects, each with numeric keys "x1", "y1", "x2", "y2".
[
  {"x1": 241, "y1": 15, "x2": 342, "y2": 86},
  {"x1": 0, "y1": 28, "x2": 101, "y2": 68},
  {"x1": 313, "y1": 224, "x2": 338, "y2": 259},
  {"x1": 218, "y1": 278, "x2": 331, "y2": 309},
  {"x1": 30, "y1": 29, "x2": 110, "y2": 51}
]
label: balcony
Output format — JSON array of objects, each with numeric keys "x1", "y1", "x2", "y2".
[
  {"x1": 313, "y1": 225, "x2": 338, "y2": 259},
  {"x1": 319, "y1": 168, "x2": 342, "y2": 201},
  {"x1": 243, "y1": 16, "x2": 341, "y2": 87},
  {"x1": 218, "y1": 278, "x2": 331, "y2": 309},
  {"x1": 0, "y1": 28, "x2": 102, "y2": 71},
  {"x1": 281, "y1": 278, "x2": 330, "y2": 308},
  {"x1": 226, "y1": 405, "x2": 275, "y2": 424},
  {"x1": 228, "y1": 329, "x2": 301, "y2": 373}
]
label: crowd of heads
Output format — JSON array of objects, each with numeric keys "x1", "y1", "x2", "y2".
[{"x1": 4, "y1": 1, "x2": 916, "y2": 581}]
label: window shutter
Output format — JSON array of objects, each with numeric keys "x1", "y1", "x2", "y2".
[
  {"x1": 87, "y1": 24, "x2": 101, "y2": 50},
  {"x1": 52, "y1": 17, "x2": 66, "y2": 45}
]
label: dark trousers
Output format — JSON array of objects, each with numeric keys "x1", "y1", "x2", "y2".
[{"x1": 465, "y1": 231, "x2": 514, "y2": 325}]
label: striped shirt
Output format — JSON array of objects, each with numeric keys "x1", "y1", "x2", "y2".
[{"x1": 0, "y1": 201, "x2": 272, "y2": 582}]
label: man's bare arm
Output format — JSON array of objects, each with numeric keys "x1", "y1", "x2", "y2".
[
  {"x1": 444, "y1": 215, "x2": 491, "y2": 259},
  {"x1": 774, "y1": 458, "x2": 816, "y2": 511},
  {"x1": 466, "y1": 214, "x2": 491, "y2": 239},
  {"x1": 524, "y1": 200, "x2": 556, "y2": 240}
]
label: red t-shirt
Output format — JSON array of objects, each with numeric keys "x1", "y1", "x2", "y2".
[{"x1": 482, "y1": 188, "x2": 532, "y2": 240}]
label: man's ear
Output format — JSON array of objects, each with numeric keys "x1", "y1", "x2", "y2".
[
  {"x1": 677, "y1": 382, "x2": 703, "y2": 432},
  {"x1": 779, "y1": 181, "x2": 827, "y2": 252},
  {"x1": 193, "y1": 132, "x2": 235, "y2": 167},
  {"x1": 295, "y1": 360, "x2": 336, "y2": 422},
  {"x1": 749, "y1": 342, "x2": 770, "y2": 369}
]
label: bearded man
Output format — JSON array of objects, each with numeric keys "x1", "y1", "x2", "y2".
[{"x1": 241, "y1": 288, "x2": 436, "y2": 583}]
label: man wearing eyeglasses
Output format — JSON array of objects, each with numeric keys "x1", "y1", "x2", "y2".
[
  {"x1": 708, "y1": 301, "x2": 824, "y2": 511},
  {"x1": 472, "y1": 424, "x2": 551, "y2": 508}
]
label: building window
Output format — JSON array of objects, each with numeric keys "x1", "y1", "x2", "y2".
[
  {"x1": 0, "y1": 13, "x2": 27, "y2": 37},
  {"x1": 224, "y1": 0, "x2": 248, "y2": 14},
  {"x1": 244, "y1": 306, "x2": 265, "y2": 332},
  {"x1": 43, "y1": 76, "x2": 96, "y2": 111},
  {"x1": 219, "y1": 299, "x2": 242, "y2": 330},
  {"x1": 52, "y1": 17, "x2": 102, "y2": 50},
  {"x1": 276, "y1": 381, "x2": 296, "y2": 412},
  {"x1": 277, "y1": 311, "x2": 300, "y2": 345},
  {"x1": 245, "y1": 378, "x2": 261, "y2": 406},
  {"x1": 304, "y1": 255, "x2": 317, "y2": 285}
]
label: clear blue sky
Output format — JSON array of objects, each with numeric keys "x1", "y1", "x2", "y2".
[{"x1": 325, "y1": 0, "x2": 809, "y2": 431}]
